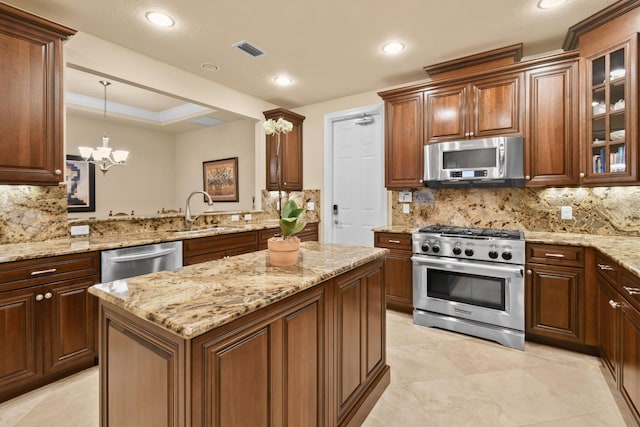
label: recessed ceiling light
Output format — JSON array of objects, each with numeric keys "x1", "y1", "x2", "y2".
[
  {"x1": 537, "y1": 0, "x2": 568, "y2": 9},
  {"x1": 145, "y1": 11, "x2": 175, "y2": 27},
  {"x1": 274, "y1": 76, "x2": 293, "y2": 86},
  {"x1": 201, "y1": 63, "x2": 220, "y2": 72},
  {"x1": 382, "y1": 42, "x2": 405, "y2": 55}
]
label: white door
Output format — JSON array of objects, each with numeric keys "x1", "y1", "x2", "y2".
[{"x1": 325, "y1": 105, "x2": 386, "y2": 247}]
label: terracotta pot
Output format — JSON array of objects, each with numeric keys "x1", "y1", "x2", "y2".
[{"x1": 267, "y1": 237, "x2": 300, "y2": 266}]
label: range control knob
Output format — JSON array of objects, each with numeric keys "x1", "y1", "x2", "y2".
[
  {"x1": 502, "y1": 252, "x2": 513, "y2": 261},
  {"x1": 488, "y1": 251, "x2": 499, "y2": 259},
  {"x1": 464, "y1": 248, "x2": 474, "y2": 257},
  {"x1": 432, "y1": 245, "x2": 441, "y2": 253},
  {"x1": 452, "y1": 247, "x2": 462, "y2": 255},
  {"x1": 421, "y1": 243, "x2": 430, "y2": 252}
]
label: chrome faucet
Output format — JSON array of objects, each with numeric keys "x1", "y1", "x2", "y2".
[{"x1": 185, "y1": 191, "x2": 213, "y2": 230}]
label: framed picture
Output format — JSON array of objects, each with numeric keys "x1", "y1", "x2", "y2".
[
  {"x1": 203, "y1": 157, "x2": 239, "y2": 202},
  {"x1": 65, "y1": 154, "x2": 95, "y2": 212}
]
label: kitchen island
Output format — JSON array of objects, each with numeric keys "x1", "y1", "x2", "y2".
[{"x1": 89, "y1": 242, "x2": 389, "y2": 427}]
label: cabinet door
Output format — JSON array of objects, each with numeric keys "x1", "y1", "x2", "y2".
[
  {"x1": 43, "y1": 277, "x2": 97, "y2": 374},
  {"x1": 264, "y1": 108, "x2": 305, "y2": 192},
  {"x1": 583, "y1": 35, "x2": 638, "y2": 184},
  {"x1": 425, "y1": 84, "x2": 468, "y2": 143},
  {"x1": 471, "y1": 74, "x2": 523, "y2": 138},
  {"x1": 620, "y1": 299, "x2": 640, "y2": 424},
  {"x1": 0, "y1": 286, "x2": 41, "y2": 398},
  {"x1": 335, "y1": 261, "x2": 385, "y2": 422},
  {"x1": 384, "y1": 92, "x2": 424, "y2": 189},
  {"x1": 0, "y1": 7, "x2": 74, "y2": 185},
  {"x1": 597, "y1": 275, "x2": 620, "y2": 380},
  {"x1": 383, "y1": 251, "x2": 412, "y2": 313},
  {"x1": 525, "y1": 60, "x2": 580, "y2": 186},
  {"x1": 526, "y1": 264, "x2": 583, "y2": 343}
]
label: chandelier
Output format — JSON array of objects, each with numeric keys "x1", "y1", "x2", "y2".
[{"x1": 78, "y1": 80, "x2": 129, "y2": 173}]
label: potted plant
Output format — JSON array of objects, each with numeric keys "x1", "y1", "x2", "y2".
[{"x1": 267, "y1": 199, "x2": 306, "y2": 266}]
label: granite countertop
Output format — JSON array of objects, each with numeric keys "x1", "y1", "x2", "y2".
[
  {"x1": 0, "y1": 220, "x2": 287, "y2": 264},
  {"x1": 373, "y1": 225, "x2": 640, "y2": 279},
  {"x1": 89, "y1": 242, "x2": 388, "y2": 339}
]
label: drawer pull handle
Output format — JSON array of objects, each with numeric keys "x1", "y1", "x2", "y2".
[
  {"x1": 544, "y1": 253, "x2": 565, "y2": 258},
  {"x1": 609, "y1": 300, "x2": 621, "y2": 309},
  {"x1": 623, "y1": 286, "x2": 640, "y2": 296},
  {"x1": 388, "y1": 239, "x2": 401, "y2": 244},
  {"x1": 31, "y1": 268, "x2": 57, "y2": 276},
  {"x1": 598, "y1": 264, "x2": 615, "y2": 271}
]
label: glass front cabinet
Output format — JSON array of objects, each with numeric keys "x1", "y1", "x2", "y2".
[{"x1": 584, "y1": 35, "x2": 637, "y2": 184}]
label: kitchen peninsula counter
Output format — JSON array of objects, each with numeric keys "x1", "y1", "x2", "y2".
[{"x1": 89, "y1": 242, "x2": 390, "y2": 426}]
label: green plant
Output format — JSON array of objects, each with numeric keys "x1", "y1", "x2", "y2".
[{"x1": 279, "y1": 199, "x2": 306, "y2": 239}]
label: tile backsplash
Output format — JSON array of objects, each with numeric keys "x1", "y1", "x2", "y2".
[{"x1": 391, "y1": 186, "x2": 640, "y2": 236}]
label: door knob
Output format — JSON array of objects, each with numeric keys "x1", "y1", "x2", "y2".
[{"x1": 333, "y1": 219, "x2": 339, "y2": 225}]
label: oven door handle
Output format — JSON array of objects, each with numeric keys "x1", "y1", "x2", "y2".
[{"x1": 411, "y1": 255, "x2": 523, "y2": 277}]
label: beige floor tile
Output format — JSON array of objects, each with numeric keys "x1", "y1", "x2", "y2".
[{"x1": 521, "y1": 409, "x2": 627, "y2": 427}]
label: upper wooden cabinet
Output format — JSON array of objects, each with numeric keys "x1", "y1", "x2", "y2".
[
  {"x1": 383, "y1": 92, "x2": 424, "y2": 189},
  {"x1": 425, "y1": 73, "x2": 523, "y2": 144},
  {"x1": 0, "y1": 4, "x2": 75, "y2": 186},
  {"x1": 524, "y1": 54, "x2": 580, "y2": 186},
  {"x1": 264, "y1": 108, "x2": 305, "y2": 192}
]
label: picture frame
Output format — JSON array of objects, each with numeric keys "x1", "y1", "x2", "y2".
[
  {"x1": 202, "y1": 157, "x2": 239, "y2": 202},
  {"x1": 65, "y1": 154, "x2": 96, "y2": 212}
]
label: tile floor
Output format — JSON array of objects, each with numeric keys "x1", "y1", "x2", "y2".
[{"x1": 0, "y1": 310, "x2": 630, "y2": 426}]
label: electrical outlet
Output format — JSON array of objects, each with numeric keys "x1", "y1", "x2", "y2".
[
  {"x1": 399, "y1": 191, "x2": 412, "y2": 203},
  {"x1": 244, "y1": 213, "x2": 252, "y2": 221},
  {"x1": 70, "y1": 225, "x2": 90, "y2": 236},
  {"x1": 402, "y1": 203, "x2": 410, "y2": 214},
  {"x1": 561, "y1": 206, "x2": 572, "y2": 220},
  {"x1": 306, "y1": 201, "x2": 315, "y2": 211},
  {"x1": 231, "y1": 214, "x2": 240, "y2": 222}
]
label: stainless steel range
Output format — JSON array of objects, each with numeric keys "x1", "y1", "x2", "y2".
[{"x1": 412, "y1": 225, "x2": 525, "y2": 350}]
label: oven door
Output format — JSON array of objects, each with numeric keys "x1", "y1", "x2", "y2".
[{"x1": 412, "y1": 255, "x2": 524, "y2": 330}]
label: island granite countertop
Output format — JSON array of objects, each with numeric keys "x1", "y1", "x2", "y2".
[{"x1": 89, "y1": 242, "x2": 388, "y2": 339}]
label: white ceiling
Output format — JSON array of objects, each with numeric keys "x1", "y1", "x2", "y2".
[{"x1": 4, "y1": 0, "x2": 619, "y2": 112}]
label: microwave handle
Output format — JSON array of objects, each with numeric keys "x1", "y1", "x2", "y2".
[{"x1": 499, "y1": 141, "x2": 505, "y2": 175}]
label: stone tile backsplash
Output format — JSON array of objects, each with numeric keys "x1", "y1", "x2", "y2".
[{"x1": 391, "y1": 186, "x2": 640, "y2": 236}]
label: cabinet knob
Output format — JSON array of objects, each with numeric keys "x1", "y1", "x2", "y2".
[
  {"x1": 44, "y1": 292, "x2": 52, "y2": 299},
  {"x1": 525, "y1": 175, "x2": 531, "y2": 180},
  {"x1": 464, "y1": 132, "x2": 470, "y2": 137},
  {"x1": 579, "y1": 172, "x2": 585, "y2": 178},
  {"x1": 469, "y1": 132, "x2": 474, "y2": 137},
  {"x1": 35, "y1": 294, "x2": 44, "y2": 301},
  {"x1": 526, "y1": 269, "x2": 532, "y2": 275},
  {"x1": 54, "y1": 169, "x2": 62, "y2": 175},
  {"x1": 419, "y1": 179, "x2": 423, "y2": 183}
]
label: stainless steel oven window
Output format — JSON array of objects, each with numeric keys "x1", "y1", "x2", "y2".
[
  {"x1": 442, "y1": 147, "x2": 496, "y2": 169},
  {"x1": 426, "y1": 269, "x2": 506, "y2": 311}
]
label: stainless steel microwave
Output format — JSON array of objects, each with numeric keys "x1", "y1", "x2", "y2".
[{"x1": 423, "y1": 136, "x2": 524, "y2": 188}]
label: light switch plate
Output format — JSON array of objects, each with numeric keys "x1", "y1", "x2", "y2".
[
  {"x1": 561, "y1": 206, "x2": 572, "y2": 220},
  {"x1": 402, "y1": 203, "x2": 410, "y2": 214},
  {"x1": 306, "y1": 201, "x2": 315, "y2": 211},
  {"x1": 70, "y1": 225, "x2": 90, "y2": 236},
  {"x1": 244, "y1": 213, "x2": 252, "y2": 221},
  {"x1": 399, "y1": 191, "x2": 412, "y2": 203},
  {"x1": 231, "y1": 214, "x2": 240, "y2": 221}
]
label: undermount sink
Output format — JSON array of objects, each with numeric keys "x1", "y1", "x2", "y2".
[{"x1": 169, "y1": 226, "x2": 238, "y2": 234}]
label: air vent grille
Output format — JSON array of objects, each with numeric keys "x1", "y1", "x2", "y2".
[{"x1": 233, "y1": 40, "x2": 266, "y2": 58}]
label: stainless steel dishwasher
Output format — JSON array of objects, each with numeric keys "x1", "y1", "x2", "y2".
[{"x1": 101, "y1": 241, "x2": 183, "y2": 282}]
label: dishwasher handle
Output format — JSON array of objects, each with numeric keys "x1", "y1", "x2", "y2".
[{"x1": 110, "y1": 247, "x2": 178, "y2": 263}]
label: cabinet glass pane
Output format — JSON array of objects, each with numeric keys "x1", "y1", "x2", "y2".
[
  {"x1": 610, "y1": 82, "x2": 625, "y2": 111},
  {"x1": 592, "y1": 146, "x2": 606, "y2": 174},
  {"x1": 610, "y1": 143, "x2": 626, "y2": 173},
  {"x1": 592, "y1": 117, "x2": 605, "y2": 143},
  {"x1": 592, "y1": 56, "x2": 606, "y2": 85},
  {"x1": 610, "y1": 48, "x2": 626, "y2": 81},
  {"x1": 592, "y1": 87, "x2": 605, "y2": 115}
]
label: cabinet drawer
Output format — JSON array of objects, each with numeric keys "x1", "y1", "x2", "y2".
[
  {"x1": 374, "y1": 232, "x2": 412, "y2": 251},
  {"x1": 595, "y1": 253, "x2": 619, "y2": 285},
  {"x1": 0, "y1": 252, "x2": 100, "y2": 292},
  {"x1": 183, "y1": 231, "x2": 258, "y2": 259},
  {"x1": 526, "y1": 244, "x2": 584, "y2": 267},
  {"x1": 257, "y1": 223, "x2": 319, "y2": 250},
  {"x1": 620, "y1": 271, "x2": 640, "y2": 312}
]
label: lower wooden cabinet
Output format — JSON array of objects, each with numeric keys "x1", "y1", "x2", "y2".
[
  {"x1": 597, "y1": 275, "x2": 620, "y2": 380},
  {"x1": 0, "y1": 252, "x2": 99, "y2": 402},
  {"x1": 257, "y1": 222, "x2": 319, "y2": 250},
  {"x1": 374, "y1": 232, "x2": 413, "y2": 313},
  {"x1": 620, "y1": 298, "x2": 640, "y2": 424},
  {"x1": 183, "y1": 231, "x2": 258, "y2": 265}
]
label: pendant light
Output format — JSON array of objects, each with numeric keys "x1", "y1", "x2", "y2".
[{"x1": 78, "y1": 80, "x2": 129, "y2": 174}]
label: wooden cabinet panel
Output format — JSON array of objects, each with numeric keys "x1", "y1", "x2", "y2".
[
  {"x1": 0, "y1": 287, "x2": 40, "y2": 397},
  {"x1": 472, "y1": 75, "x2": 522, "y2": 138},
  {"x1": 264, "y1": 108, "x2": 305, "y2": 192},
  {"x1": 375, "y1": 232, "x2": 413, "y2": 313},
  {"x1": 621, "y1": 299, "x2": 640, "y2": 425},
  {"x1": 365, "y1": 266, "x2": 384, "y2": 376},
  {"x1": 425, "y1": 84, "x2": 467, "y2": 142},
  {"x1": 525, "y1": 59, "x2": 580, "y2": 186},
  {"x1": 526, "y1": 264, "x2": 583, "y2": 343},
  {"x1": 336, "y1": 275, "x2": 361, "y2": 409},
  {"x1": 0, "y1": 4, "x2": 75, "y2": 185},
  {"x1": 597, "y1": 275, "x2": 620, "y2": 380},
  {"x1": 384, "y1": 92, "x2": 424, "y2": 189},
  {"x1": 183, "y1": 231, "x2": 258, "y2": 265},
  {"x1": 43, "y1": 277, "x2": 97, "y2": 374},
  {"x1": 257, "y1": 223, "x2": 319, "y2": 250}
]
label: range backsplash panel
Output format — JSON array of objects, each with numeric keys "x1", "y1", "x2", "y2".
[{"x1": 392, "y1": 186, "x2": 640, "y2": 237}]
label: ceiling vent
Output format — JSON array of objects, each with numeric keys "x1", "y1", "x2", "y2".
[{"x1": 232, "y1": 40, "x2": 266, "y2": 58}]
